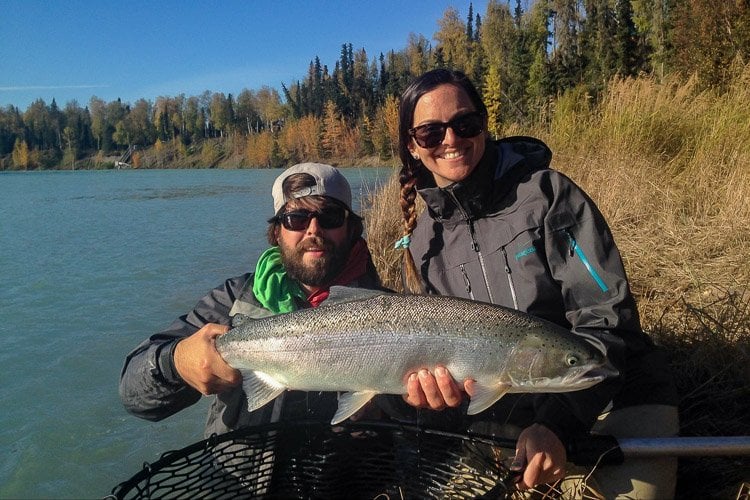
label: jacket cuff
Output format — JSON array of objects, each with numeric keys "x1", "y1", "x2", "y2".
[{"x1": 156, "y1": 339, "x2": 185, "y2": 386}]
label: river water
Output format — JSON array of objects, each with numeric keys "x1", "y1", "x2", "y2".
[{"x1": 0, "y1": 167, "x2": 391, "y2": 498}]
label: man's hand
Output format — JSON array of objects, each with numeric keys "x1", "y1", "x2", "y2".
[
  {"x1": 403, "y1": 366, "x2": 474, "y2": 410},
  {"x1": 510, "y1": 423, "x2": 567, "y2": 490},
  {"x1": 173, "y1": 323, "x2": 242, "y2": 395}
]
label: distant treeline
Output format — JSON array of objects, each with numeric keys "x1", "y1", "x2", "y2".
[{"x1": 2, "y1": 0, "x2": 749, "y2": 170}]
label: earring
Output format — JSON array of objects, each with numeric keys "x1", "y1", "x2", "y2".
[{"x1": 412, "y1": 153, "x2": 420, "y2": 160}]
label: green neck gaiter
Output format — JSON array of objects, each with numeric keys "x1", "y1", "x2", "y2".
[{"x1": 252, "y1": 247, "x2": 304, "y2": 314}]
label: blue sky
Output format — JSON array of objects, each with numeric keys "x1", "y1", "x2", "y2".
[{"x1": 1, "y1": 1, "x2": 488, "y2": 110}]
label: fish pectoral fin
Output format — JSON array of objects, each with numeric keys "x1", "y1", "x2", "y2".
[
  {"x1": 331, "y1": 391, "x2": 377, "y2": 425},
  {"x1": 466, "y1": 383, "x2": 511, "y2": 415},
  {"x1": 240, "y1": 369, "x2": 286, "y2": 413}
]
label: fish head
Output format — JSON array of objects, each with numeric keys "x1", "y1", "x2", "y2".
[{"x1": 505, "y1": 332, "x2": 618, "y2": 393}]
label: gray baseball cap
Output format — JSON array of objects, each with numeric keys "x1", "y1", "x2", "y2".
[{"x1": 271, "y1": 163, "x2": 352, "y2": 214}]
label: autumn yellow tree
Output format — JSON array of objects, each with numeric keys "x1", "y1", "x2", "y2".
[
  {"x1": 62, "y1": 126, "x2": 77, "y2": 169},
  {"x1": 339, "y1": 124, "x2": 362, "y2": 162},
  {"x1": 383, "y1": 94, "x2": 400, "y2": 158},
  {"x1": 671, "y1": 0, "x2": 750, "y2": 86},
  {"x1": 279, "y1": 115, "x2": 322, "y2": 163},
  {"x1": 406, "y1": 33, "x2": 431, "y2": 77},
  {"x1": 245, "y1": 131, "x2": 274, "y2": 167},
  {"x1": 322, "y1": 100, "x2": 344, "y2": 159},
  {"x1": 372, "y1": 94, "x2": 400, "y2": 159},
  {"x1": 256, "y1": 86, "x2": 284, "y2": 130},
  {"x1": 131, "y1": 151, "x2": 143, "y2": 169},
  {"x1": 173, "y1": 137, "x2": 187, "y2": 161},
  {"x1": 434, "y1": 7, "x2": 469, "y2": 70},
  {"x1": 481, "y1": 1, "x2": 515, "y2": 95},
  {"x1": 483, "y1": 64, "x2": 503, "y2": 138},
  {"x1": 359, "y1": 115, "x2": 375, "y2": 156},
  {"x1": 154, "y1": 138, "x2": 166, "y2": 167},
  {"x1": 12, "y1": 138, "x2": 29, "y2": 170}
]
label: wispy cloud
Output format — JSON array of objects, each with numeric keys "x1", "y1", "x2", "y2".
[{"x1": 0, "y1": 85, "x2": 109, "y2": 91}]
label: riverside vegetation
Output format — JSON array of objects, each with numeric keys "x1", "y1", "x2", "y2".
[
  {"x1": 4, "y1": 1, "x2": 749, "y2": 172},
  {"x1": 363, "y1": 67, "x2": 750, "y2": 499}
]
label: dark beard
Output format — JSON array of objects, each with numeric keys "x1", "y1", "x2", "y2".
[{"x1": 279, "y1": 236, "x2": 351, "y2": 287}]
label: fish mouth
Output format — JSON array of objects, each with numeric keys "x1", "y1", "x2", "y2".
[
  {"x1": 587, "y1": 360, "x2": 619, "y2": 380},
  {"x1": 514, "y1": 361, "x2": 619, "y2": 393},
  {"x1": 560, "y1": 360, "x2": 619, "y2": 390}
]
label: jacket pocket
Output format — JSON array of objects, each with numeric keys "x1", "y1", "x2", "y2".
[{"x1": 548, "y1": 211, "x2": 610, "y2": 293}]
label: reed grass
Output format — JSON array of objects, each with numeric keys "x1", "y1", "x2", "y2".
[{"x1": 362, "y1": 64, "x2": 750, "y2": 498}]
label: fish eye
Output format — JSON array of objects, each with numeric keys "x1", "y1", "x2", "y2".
[{"x1": 566, "y1": 353, "x2": 581, "y2": 366}]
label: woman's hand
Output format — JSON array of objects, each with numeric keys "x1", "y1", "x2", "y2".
[
  {"x1": 173, "y1": 323, "x2": 242, "y2": 395},
  {"x1": 510, "y1": 423, "x2": 567, "y2": 490},
  {"x1": 403, "y1": 366, "x2": 473, "y2": 410}
]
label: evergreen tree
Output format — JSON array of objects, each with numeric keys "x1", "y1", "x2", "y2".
[
  {"x1": 550, "y1": 0, "x2": 584, "y2": 91},
  {"x1": 210, "y1": 93, "x2": 232, "y2": 138},
  {"x1": 526, "y1": 0, "x2": 553, "y2": 116},
  {"x1": 508, "y1": 0, "x2": 533, "y2": 121},
  {"x1": 631, "y1": 0, "x2": 674, "y2": 77},
  {"x1": 615, "y1": 0, "x2": 641, "y2": 76},
  {"x1": 467, "y1": 3, "x2": 475, "y2": 41}
]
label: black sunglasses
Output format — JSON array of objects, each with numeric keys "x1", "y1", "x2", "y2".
[
  {"x1": 274, "y1": 206, "x2": 348, "y2": 231},
  {"x1": 408, "y1": 111, "x2": 485, "y2": 149}
]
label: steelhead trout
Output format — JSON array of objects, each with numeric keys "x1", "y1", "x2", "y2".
[{"x1": 216, "y1": 287, "x2": 617, "y2": 424}]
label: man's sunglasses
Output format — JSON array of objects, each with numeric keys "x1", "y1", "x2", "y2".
[
  {"x1": 273, "y1": 206, "x2": 348, "y2": 231},
  {"x1": 408, "y1": 111, "x2": 485, "y2": 149}
]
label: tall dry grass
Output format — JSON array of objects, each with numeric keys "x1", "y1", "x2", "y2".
[{"x1": 362, "y1": 64, "x2": 750, "y2": 497}]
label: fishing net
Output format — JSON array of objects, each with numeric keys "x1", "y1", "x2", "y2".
[{"x1": 110, "y1": 420, "x2": 520, "y2": 499}]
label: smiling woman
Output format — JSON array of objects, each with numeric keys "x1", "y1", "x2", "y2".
[
  {"x1": 391, "y1": 68, "x2": 680, "y2": 499},
  {"x1": 406, "y1": 84, "x2": 488, "y2": 187}
]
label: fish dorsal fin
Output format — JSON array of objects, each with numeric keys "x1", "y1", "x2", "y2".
[
  {"x1": 240, "y1": 369, "x2": 286, "y2": 413},
  {"x1": 331, "y1": 391, "x2": 377, "y2": 424},
  {"x1": 324, "y1": 286, "x2": 389, "y2": 306},
  {"x1": 231, "y1": 313, "x2": 252, "y2": 328},
  {"x1": 466, "y1": 382, "x2": 511, "y2": 415}
]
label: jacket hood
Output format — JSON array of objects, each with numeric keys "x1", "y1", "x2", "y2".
[{"x1": 417, "y1": 136, "x2": 552, "y2": 224}]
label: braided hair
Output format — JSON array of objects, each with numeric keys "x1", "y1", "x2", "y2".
[{"x1": 396, "y1": 69, "x2": 487, "y2": 293}]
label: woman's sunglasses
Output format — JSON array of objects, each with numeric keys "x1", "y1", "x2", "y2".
[
  {"x1": 408, "y1": 111, "x2": 485, "y2": 149},
  {"x1": 273, "y1": 206, "x2": 348, "y2": 231}
]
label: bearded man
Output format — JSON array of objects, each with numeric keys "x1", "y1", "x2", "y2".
[{"x1": 119, "y1": 163, "x2": 382, "y2": 435}]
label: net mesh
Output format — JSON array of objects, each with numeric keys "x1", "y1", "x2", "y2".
[{"x1": 110, "y1": 420, "x2": 519, "y2": 499}]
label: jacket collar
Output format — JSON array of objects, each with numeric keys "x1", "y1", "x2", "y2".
[{"x1": 416, "y1": 137, "x2": 552, "y2": 224}]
